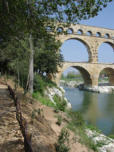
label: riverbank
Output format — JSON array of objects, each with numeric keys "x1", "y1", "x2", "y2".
[
  {"x1": 60, "y1": 79, "x2": 114, "y2": 94},
  {"x1": 43, "y1": 86, "x2": 114, "y2": 152},
  {"x1": 79, "y1": 85, "x2": 114, "y2": 94},
  {"x1": 60, "y1": 80, "x2": 82, "y2": 88},
  {"x1": 1, "y1": 76, "x2": 114, "y2": 152},
  {"x1": 0, "y1": 78, "x2": 94, "y2": 152},
  {"x1": 86, "y1": 129, "x2": 114, "y2": 152}
]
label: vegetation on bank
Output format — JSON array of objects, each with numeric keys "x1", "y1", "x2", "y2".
[
  {"x1": 61, "y1": 72, "x2": 83, "y2": 82},
  {"x1": 31, "y1": 75, "x2": 98, "y2": 151},
  {"x1": 61, "y1": 71, "x2": 109, "y2": 84}
]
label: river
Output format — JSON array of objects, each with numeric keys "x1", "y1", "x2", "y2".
[{"x1": 64, "y1": 87, "x2": 114, "y2": 136}]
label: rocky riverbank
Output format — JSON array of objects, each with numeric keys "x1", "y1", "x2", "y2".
[
  {"x1": 79, "y1": 85, "x2": 114, "y2": 94},
  {"x1": 60, "y1": 80, "x2": 82, "y2": 88},
  {"x1": 44, "y1": 86, "x2": 72, "y2": 109},
  {"x1": 86, "y1": 129, "x2": 114, "y2": 152},
  {"x1": 60, "y1": 80, "x2": 114, "y2": 94}
]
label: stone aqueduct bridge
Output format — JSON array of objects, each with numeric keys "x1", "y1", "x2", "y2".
[{"x1": 53, "y1": 24, "x2": 114, "y2": 87}]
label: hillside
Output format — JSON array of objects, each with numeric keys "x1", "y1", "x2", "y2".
[{"x1": 0, "y1": 78, "x2": 93, "y2": 152}]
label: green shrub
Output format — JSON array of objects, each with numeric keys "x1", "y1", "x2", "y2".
[
  {"x1": 34, "y1": 74, "x2": 56, "y2": 94},
  {"x1": 55, "y1": 128, "x2": 70, "y2": 152},
  {"x1": 86, "y1": 124, "x2": 101, "y2": 133},
  {"x1": 32, "y1": 92, "x2": 55, "y2": 107},
  {"x1": 67, "y1": 110, "x2": 84, "y2": 127},
  {"x1": 108, "y1": 134, "x2": 114, "y2": 139},
  {"x1": 34, "y1": 74, "x2": 46, "y2": 94},
  {"x1": 54, "y1": 95, "x2": 67, "y2": 112},
  {"x1": 56, "y1": 115, "x2": 62, "y2": 126}
]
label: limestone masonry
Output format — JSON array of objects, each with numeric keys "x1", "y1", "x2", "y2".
[{"x1": 53, "y1": 24, "x2": 114, "y2": 87}]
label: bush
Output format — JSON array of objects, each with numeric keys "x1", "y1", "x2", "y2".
[
  {"x1": 67, "y1": 110, "x2": 84, "y2": 128},
  {"x1": 108, "y1": 134, "x2": 114, "y2": 139},
  {"x1": 32, "y1": 92, "x2": 55, "y2": 107},
  {"x1": 34, "y1": 74, "x2": 56, "y2": 94},
  {"x1": 55, "y1": 128, "x2": 70, "y2": 152},
  {"x1": 56, "y1": 115, "x2": 62, "y2": 126},
  {"x1": 34, "y1": 74, "x2": 45, "y2": 94},
  {"x1": 53, "y1": 95, "x2": 67, "y2": 112}
]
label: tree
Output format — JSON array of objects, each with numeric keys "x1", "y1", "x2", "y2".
[
  {"x1": 34, "y1": 36, "x2": 63, "y2": 76},
  {"x1": 0, "y1": 0, "x2": 112, "y2": 93}
]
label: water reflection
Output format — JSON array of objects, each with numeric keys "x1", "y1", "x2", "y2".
[{"x1": 64, "y1": 88, "x2": 114, "y2": 135}]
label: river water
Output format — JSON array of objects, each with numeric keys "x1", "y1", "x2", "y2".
[{"x1": 64, "y1": 87, "x2": 114, "y2": 135}]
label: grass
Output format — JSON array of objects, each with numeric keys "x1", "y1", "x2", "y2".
[
  {"x1": 65, "y1": 110, "x2": 99, "y2": 152},
  {"x1": 53, "y1": 95, "x2": 67, "y2": 112},
  {"x1": 32, "y1": 92, "x2": 67, "y2": 112},
  {"x1": 55, "y1": 128, "x2": 70, "y2": 152},
  {"x1": 108, "y1": 134, "x2": 114, "y2": 139},
  {"x1": 56, "y1": 115, "x2": 63, "y2": 126},
  {"x1": 32, "y1": 92, "x2": 55, "y2": 107}
]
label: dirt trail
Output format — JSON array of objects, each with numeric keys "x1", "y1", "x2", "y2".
[{"x1": 0, "y1": 84, "x2": 24, "y2": 152}]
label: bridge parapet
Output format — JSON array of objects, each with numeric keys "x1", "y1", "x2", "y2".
[{"x1": 56, "y1": 23, "x2": 114, "y2": 39}]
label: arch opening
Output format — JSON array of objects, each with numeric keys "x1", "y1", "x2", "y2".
[
  {"x1": 98, "y1": 68, "x2": 114, "y2": 86},
  {"x1": 66, "y1": 28, "x2": 74, "y2": 34},
  {"x1": 60, "y1": 66, "x2": 92, "y2": 87},
  {"x1": 96, "y1": 32, "x2": 101, "y2": 37},
  {"x1": 77, "y1": 29, "x2": 83, "y2": 35},
  {"x1": 98, "y1": 42, "x2": 114, "y2": 64},
  {"x1": 86, "y1": 31, "x2": 92, "y2": 36},
  {"x1": 60, "y1": 39, "x2": 91, "y2": 62},
  {"x1": 46, "y1": 26, "x2": 52, "y2": 32},
  {"x1": 57, "y1": 27, "x2": 63, "y2": 33},
  {"x1": 104, "y1": 33, "x2": 110, "y2": 39}
]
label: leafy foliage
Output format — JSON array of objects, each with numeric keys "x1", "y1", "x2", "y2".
[
  {"x1": 33, "y1": 74, "x2": 56, "y2": 94},
  {"x1": 32, "y1": 92, "x2": 55, "y2": 107},
  {"x1": 56, "y1": 115, "x2": 63, "y2": 126},
  {"x1": 55, "y1": 128, "x2": 70, "y2": 152},
  {"x1": 34, "y1": 37, "x2": 63, "y2": 76},
  {"x1": 0, "y1": 0, "x2": 112, "y2": 40},
  {"x1": 54, "y1": 95, "x2": 67, "y2": 112},
  {"x1": 67, "y1": 110, "x2": 84, "y2": 128}
]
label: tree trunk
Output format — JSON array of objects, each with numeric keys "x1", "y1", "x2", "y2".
[{"x1": 28, "y1": 34, "x2": 34, "y2": 94}]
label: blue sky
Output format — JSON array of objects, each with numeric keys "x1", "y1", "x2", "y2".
[{"x1": 61, "y1": 1, "x2": 114, "y2": 75}]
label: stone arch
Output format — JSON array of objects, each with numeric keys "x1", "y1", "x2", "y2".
[
  {"x1": 96, "y1": 32, "x2": 101, "y2": 37},
  {"x1": 104, "y1": 33, "x2": 110, "y2": 39},
  {"x1": 56, "y1": 65, "x2": 92, "y2": 86},
  {"x1": 66, "y1": 28, "x2": 74, "y2": 34},
  {"x1": 57, "y1": 27, "x2": 64, "y2": 33},
  {"x1": 46, "y1": 26, "x2": 52, "y2": 32},
  {"x1": 98, "y1": 41, "x2": 114, "y2": 63},
  {"x1": 77, "y1": 29, "x2": 83, "y2": 35},
  {"x1": 86, "y1": 31, "x2": 92, "y2": 36},
  {"x1": 60, "y1": 37, "x2": 92, "y2": 62},
  {"x1": 98, "y1": 67, "x2": 114, "y2": 85}
]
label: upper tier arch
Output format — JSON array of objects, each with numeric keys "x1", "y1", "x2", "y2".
[{"x1": 56, "y1": 23, "x2": 114, "y2": 63}]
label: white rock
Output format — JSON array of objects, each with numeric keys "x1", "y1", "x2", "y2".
[
  {"x1": 84, "y1": 86, "x2": 114, "y2": 94},
  {"x1": 86, "y1": 129, "x2": 114, "y2": 152},
  {"x1": 45, "y1": 86, "x2": 72, "y2": 109}
]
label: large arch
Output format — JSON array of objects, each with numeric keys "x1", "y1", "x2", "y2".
[
  {"x1": 98, "y1": 67, "x2": 114, "y2": 86},
  {"x1": 60, "y1": 37, "x2": 92, "y2": 62},
  {"x1": 56, "y1": 65, "x2": 92, "y2": 86},
  {"x1": 98, "y1": 42, "x2": 114, "y2": 64}
]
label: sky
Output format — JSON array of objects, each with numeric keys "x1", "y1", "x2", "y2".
[{"x1": 61, "y1": 0, "x2": 114, "y2": 75}]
